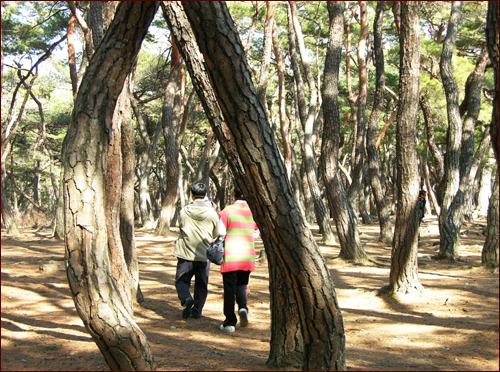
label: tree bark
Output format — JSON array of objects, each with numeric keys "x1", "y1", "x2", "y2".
[
  {"x1": 366, "y1": 1, "x2": 393, "y2": 244},
  {"x1": 62, "y1": 2, "x2": 158, "y2": 370},
  {"x1": 165, "y1": 2, "x2": 345, "y2": 369},
  {"x1": 88, "y1": 1, "x2": 104, "y2": 48},
  {"x1": 386, "y1": 1, "x2": 423, "y2": 295},
  {"x1": 438, "y1": 2, "x2": 463, "y2": 261}
]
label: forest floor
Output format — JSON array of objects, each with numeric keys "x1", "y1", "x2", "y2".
[{"x1": 1, "y1": 215, "x2": 499, "y2": 371}]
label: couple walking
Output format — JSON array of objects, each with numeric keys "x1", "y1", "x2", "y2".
[{"x1": 173, "y1": 181, "x2": 259, "y2": 333}]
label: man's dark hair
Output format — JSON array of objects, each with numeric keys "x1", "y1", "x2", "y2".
[
  {"x1": 419, "y1": 190, "x2": 427, "y2": 197},
  {"x1": 234, "y1": 186, "x2": 245, "y2": 200},
  {"x1": 191, "y1": 181, "x2": 207, "y2": 199}
]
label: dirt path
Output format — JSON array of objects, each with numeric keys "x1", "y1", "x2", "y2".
[{"x1": 1, "y1": 217, "x2": 498, "y2": 371}]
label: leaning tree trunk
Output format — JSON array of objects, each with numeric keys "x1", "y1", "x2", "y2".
[
  {"x1": 322, "y1": 1, "x2": 368, "y2": 263},
  {"x1": 438, "y1": 2, "x2": 463, "y2": 261},
  {"x1": 62, "y1": 2, "x2": 158, "y2": 370},
  {"x1": 386, "y1": 1, "x2": 423, "y2": 295},
  {"x1": 163, "y1": 2, "x2": 345, "y2": 370},
  {"x1": 366, "y1": 1, "x2": 393, "y2": 244}
]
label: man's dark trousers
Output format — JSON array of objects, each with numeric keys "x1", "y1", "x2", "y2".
[{"x1": 175, "y1": 258, "x2": 210, "y2": 317}]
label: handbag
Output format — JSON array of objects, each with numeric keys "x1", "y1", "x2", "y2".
[{"x1": 206, "y1": 236, "x2": 225, "y2": 265}]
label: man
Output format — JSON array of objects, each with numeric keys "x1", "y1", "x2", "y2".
[
  {"x1": 174, "y1": 181, "x2": 219, "y2": 319},
  {"x1": 218, "y1": 186, "x2": 259, "y2": 332}
]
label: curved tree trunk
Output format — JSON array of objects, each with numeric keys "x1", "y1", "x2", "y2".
[
  {"x1": 387, "y1": 1, "x2": 423, "y2": 295},
  {"x1": 164, "y1": 2, "x2": 345, "y2": 370},
  {"x1": 366, "y1": 1, "x2": 393, "y2": 244},
  {"x1": 62, "y1": 2, "x2": 158, "y2": 370},
  {"x1": 322, "y1": 1, "x2": 368, "y2": 264},
  {"x1": 438, "y1": 2, "x2": 463, "y2": 261}
]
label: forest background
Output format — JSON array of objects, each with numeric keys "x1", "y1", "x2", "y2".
[{"x1": 1, "y1": 1, "x2": 499, "y2": 371}]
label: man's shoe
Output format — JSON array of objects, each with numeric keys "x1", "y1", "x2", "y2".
[
  {"x1": 238, "y1": 308, "x2": 249, "y2": 327},
  {"x1": 190, "y1": 313, "x2": 201, "y2": 319},
  {"x1": 182, "y1": 298, "x2": 194, "y2": 319},
  {"x1": 220, "y1": 323, "x2": 235, "y2": 333}
]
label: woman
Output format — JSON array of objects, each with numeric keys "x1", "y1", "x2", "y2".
[{"x1": 218, "y1": 186, "x2": 259, "y2": 332}]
